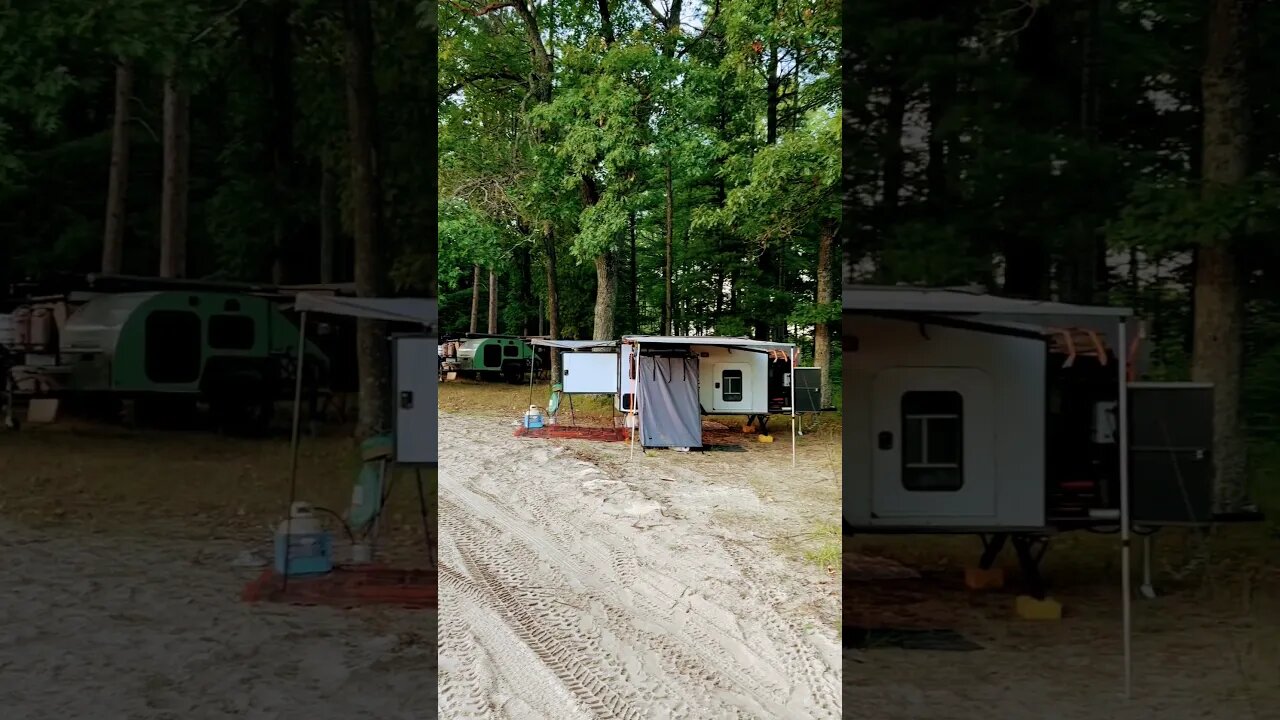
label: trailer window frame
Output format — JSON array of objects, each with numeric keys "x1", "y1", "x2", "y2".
[
  {"x1": 901, "y1": 390, "x2": 964, "y2": 492},
  {"x1": 722, "y1": 368, "x2": 744, "y2": 403}
]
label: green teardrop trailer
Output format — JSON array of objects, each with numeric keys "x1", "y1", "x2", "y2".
[
  {"x1": 447, "y1": 336, "x2": 534, "y2": 382},
  {"x1": 51, "y1": 291, "x2": 328, "y2": 426}
]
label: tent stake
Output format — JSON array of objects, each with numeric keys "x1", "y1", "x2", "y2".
[
  {"x1": 283, "y1": 310, "x2": 309, "y2": 591},
  {"x1": 1118, "y1": 318, "x2": 1132, "y2": 698}
]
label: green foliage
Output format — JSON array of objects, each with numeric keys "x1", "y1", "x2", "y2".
[
  {"x1": 1108, "y1": 175, "x2": 1280, "y2": 256},
  {"x1": 440, "y1": 0, "x2": 841, "y2": 352}
]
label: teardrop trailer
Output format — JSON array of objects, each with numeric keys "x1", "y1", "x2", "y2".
[
  {"x1": 2, "y1": 288, "x2": 330, "y2": 433},
  {"x1": 841, "y1": 285, "x2": 1264, "y2": 693},
  {"x1": 439, "y1": 333, "x2": 538, "y2": 383}
]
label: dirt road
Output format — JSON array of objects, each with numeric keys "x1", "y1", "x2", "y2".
[{"x1": 437, "y1": 412, "x2": 841, "y2": 720}]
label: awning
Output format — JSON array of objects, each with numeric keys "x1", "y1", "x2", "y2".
[
  {"x1": 293, "y1": 294, "x2": 436, "y2": 327},
  {"x1": 622, "y1": 335, "x2": 796, "y2": 352},
  {"x1": 844, "y1": 286, "x2": 1131, "y2": 318},
  {"x1": 529, "y1": 338, "x2": 618, "y2": 350}
]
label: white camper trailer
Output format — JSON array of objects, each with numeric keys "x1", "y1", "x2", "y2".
[
  {"x1": 534, "y1": 335, "x2": 800, "y2": 452},
  {"x1": 842, "y1": 285, "x2": 1264, "y2": 697},
  {"x1": 840, "y1": 286, "x2": 1239, "y2": 536}
]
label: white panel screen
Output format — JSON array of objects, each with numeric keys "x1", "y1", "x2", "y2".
[{"x1": 562, "y1": 352, "x2": 619, "y2": 394}]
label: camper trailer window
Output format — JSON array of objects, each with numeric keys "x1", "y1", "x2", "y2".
[
  {"x1": 722, "y1": 369, "x2": 744, "y2": 402},
  {"x1": 483, "y1": 343, "x2": 502, "y2": 367},
  {"x1": 208, "y1": 315, "x2": 255, "y2": 350},
  {"x1": 145, "y1": 310, "x2": 202, "y2": 383},
  {"x1": 901, "y1": 391, "x2": 963, "y2": 492},
  {"x1": 503, "y1": 344, "x2": 519, "y2": 357}
]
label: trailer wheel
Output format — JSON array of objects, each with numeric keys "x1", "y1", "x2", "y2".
[
  {"x1": 502, "y1": 364, "x2": 524, "y2": 384},
  {"x1": 206, "y1": 370, "x2": 275, "y2": 436}
]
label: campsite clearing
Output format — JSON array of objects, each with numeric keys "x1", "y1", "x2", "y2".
[
  {"x1": 0, "y1": 421, "x2": 438, "y2": 719},
  {"x1": 437, "y1": 382, "x2": 841, "y2": 720},
  {"x1": 844, "y1": 534, "x2": 1280, "y2": 719}
]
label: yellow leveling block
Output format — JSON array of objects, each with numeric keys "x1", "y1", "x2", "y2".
[
  {"x1": 1015, "y1": 595, "x2": 1063, "y2": 620},
  {"x1": 757, "y1": 434, "x2": 774, "y2": 443}
]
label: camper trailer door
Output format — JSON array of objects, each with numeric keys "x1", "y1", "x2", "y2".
[
  {"x1": 710, "y1": 362, "x2": 752, "y2": 412},
  {"x1": 869, "y1": 367, "x2": 997, "y2": 520}
]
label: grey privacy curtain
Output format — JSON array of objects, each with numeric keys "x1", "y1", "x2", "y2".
[{"x1": 637, "y1": 355, "x2": 702, "y2": 448}]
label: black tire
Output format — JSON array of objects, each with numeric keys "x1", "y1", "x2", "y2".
[{"x1": 206, "y1": 370, "x2": 275, "y2": 436}]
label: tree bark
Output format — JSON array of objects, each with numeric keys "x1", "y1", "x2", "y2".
[
  {"x1": 488, "y1": 267, "x2": 499, "y2": 334},
  {"x1": 629, "y1": 209, "x2": 638, "y2": 334},
  {"x1": 343, "y1": 0, "x2": 390, "y2": 438},
  {"x1": 596, "y1": 0, "x2": 615, "y2": 46},
  {"x1": 751, "y1": 0, "x2": 781, "y2": 341},
  {"x1": 319, "y1": 161, "x2": 336, "y2": 283},
  {"x1": 815, "y1": 221, "x2": 835, "y2": 407},
  {"x1": 517, "y1": 246, "x2": 534, "y2": 335},
  {"x1": 159, "y1": 70, "x2": 190, "y2": 279},
  {"x1": 1194, "y1": 0, "x2": 1254, "y2": 512},
  {"x1": 664, "y1": 157, "x2": 674, "y2": 336},
  {"x1": 469, "y1": 264, "x2": 481, "y2": 333},
  {"x1": 269, "y1": 0, "x2": 296, "y2": 284},
  {"x1": 593, "y1": 253, "x2": 616, "y2": 340},
  {"x1": 1060, "y1": 0, "x2": 1104, "y2": 304},
  {"x1": 102, "y1": 59, "x2": 133, "y2": 276},
  {"x1": 544, "y1": 226, "x2": 561, "y2": 378},
  {"x1": 875, "y1": 78, "x2": 907, "y2": 282}
]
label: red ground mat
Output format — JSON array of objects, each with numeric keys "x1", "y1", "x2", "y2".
[
  {"x1": 241, "y1": 565, "x2": 438, "y2": 610},
  {"x1": 514, "y1": 425, "x2": 629, "y2": 441},
  {"x1": 514, "y1": 425, "x2": 759, "y2": 447}
]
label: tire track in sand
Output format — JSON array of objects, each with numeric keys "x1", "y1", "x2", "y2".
[{"x1": 438, "y1": 413, "x2": 839, "y2": 720}]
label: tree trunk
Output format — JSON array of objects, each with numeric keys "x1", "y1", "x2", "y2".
[
  {"x1": 925, "y1": 74, "x2": 951, "y2": 214},
  {"x1": 1001, "y1": 233, "x2": 1049, "y2": 299},
  {"x1": 664, "y1": 157, "x2": 674, "y2": 336},
  {"x1": 749, "y1": 0, "x2": 782, "y2": 341},
  {"x1": 319, "y1": 161, "x2": 336, "y2": 283},
  {"x1": 815, "y1": 221, "x2": 835, "y2": 407},
  {"x1": 159, "y1": 70, "x2": 190, "y2": 279},
  {"x1": 344, "y1": 0, "x2": 390, "y2": 438},
  {"x1": 1194, "y1": 0, "x2": 1254, "y2": 512},
  {"x1": 269, "y1": 0, "x2": 295, "y2": 285},
  {"x1": 469, "y1": 264, "x2": 481, "y2": 333},
  {"x1": 596, "y1": 0, "x2": 615, "y2": 46},
  {"x1": 593, "y1": 253, "x2": 615, "y2": 340},
  {"x1": 1061, "y1": 0, "x2": 1104, "y2": 304},
  {"x1": 629, "y1": 209, "x2": 638, "y2": 334},
  {"x1": 518, "y1": 244, "x2": 534, "y2": 335},
  {"x1": 544, "y1": 226, "x2": 561, "y2": 378},
  {"x1": 876, "y1": 78, "x2": 907, "y2": 282},
  {"x1": 488, "y1": 267, "x2": 499, "y2": 334},
  {"x1": 102, "y1": 58, "x2": 133, "y2": 276}
]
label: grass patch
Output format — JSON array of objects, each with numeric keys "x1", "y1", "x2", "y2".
[
  {"x1": 801, "y1": 520, "x2": 842, "y2": 573},
  {"x1": 0, "y1": 421, "x2": 436, "y2": 558}
]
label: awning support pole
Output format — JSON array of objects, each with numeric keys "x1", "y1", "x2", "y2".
[
  {"x1": 790, "y1": 346, "x2": 796, "y2": 468},
  {"x1": 1118, "y1": 318, "x2": 1132, "y2": 697},
  {"x1": 283, "y1": 310, "x2": 309, "y2": 591},
  {"x1": 629, "y1": 341, "x2": 638, "y2": 458}
]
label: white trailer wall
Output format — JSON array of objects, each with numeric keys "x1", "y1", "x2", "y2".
[
  {"x1": 694, "y1": 344, "x2": 768, "y2": 415},
  {"x1": 843, "y1": 315, "x2": 1047, "y2": 530}
]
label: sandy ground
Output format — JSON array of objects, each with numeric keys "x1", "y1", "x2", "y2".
[
  {"x1": 0, "y1": 521, "x2": 437, "y2": 720},
  {"x1": 437, "y1": 412, "x2": 841, "y2": 720},
  {"x1": 0, "y1": 423, "x2": 438, "y2": 720},
  {"x1": 843, "y1": 544, "x2": 1280, "y2": 720}
]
